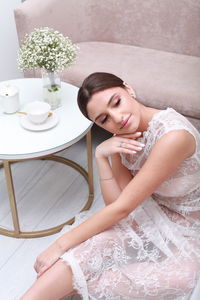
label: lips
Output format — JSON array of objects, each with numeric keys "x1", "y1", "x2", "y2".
[{"x1": 120, "y1": 114, "x2": 131, "y2": 129}]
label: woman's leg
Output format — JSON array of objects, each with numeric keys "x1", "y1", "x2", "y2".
[
  {"x1": 90, "y1": 256, "x2": 199, "y2": 299},
  {"x1": 20, "y1": 259, "x2": 77, "y2": 300}
]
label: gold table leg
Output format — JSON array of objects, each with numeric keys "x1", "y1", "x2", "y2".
[
  {"x1": 86, "y1": 130, "x2": 94, "y2": 206},
  {"x1": 3, "y1": 160, "x2": 20, "y2": 235},
  {"x1": 0, "y1": 130, "x2": 94, "y2": 238}
]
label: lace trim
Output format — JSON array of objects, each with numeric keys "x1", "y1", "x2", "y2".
[{"x1": 61, "y1": 252, "x2": 89, "y2": 300}]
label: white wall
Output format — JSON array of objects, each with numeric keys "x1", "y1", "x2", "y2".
[{"x1": 0, "y1": 0, "x2": 23, "y2": 81}]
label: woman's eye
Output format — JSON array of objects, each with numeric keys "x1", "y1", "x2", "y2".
[
  {"x1": 114, "y1": 98, "x2": 121, "y2": 106},
  {"x1": 101, "y1": 116, "x2": 108, "y2": 124}
]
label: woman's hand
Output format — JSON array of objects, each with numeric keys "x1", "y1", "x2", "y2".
[
  {"x1": 95, "y1": 132, "x2": 145, "y2": 158},
  {"x1": 34, "y1": 242, "x2": 64, "y2": 278}
]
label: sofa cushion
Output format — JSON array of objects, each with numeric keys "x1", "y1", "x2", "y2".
[{"x1": 62, "y1": 42, "x2": 200, "y2": 120}]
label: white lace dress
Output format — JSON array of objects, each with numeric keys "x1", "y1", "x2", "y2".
[{"x1": 61, "y1": 108, "x2": 200, "y2": 300}]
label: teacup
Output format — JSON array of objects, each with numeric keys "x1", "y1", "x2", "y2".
[{"x1": 24, "y1": 101, "x2": 51, "y2": 124}]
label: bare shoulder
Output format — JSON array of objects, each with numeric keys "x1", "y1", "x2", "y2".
[
  {"x1": 140, "y1": 129, "x2": 196, "y2": 182},
  {"x1": 154, "y1": 129, "x2": 196, "y2": 158},
  {"x1": 115, "y1": 130, "x2": 196, "y2": 212}
]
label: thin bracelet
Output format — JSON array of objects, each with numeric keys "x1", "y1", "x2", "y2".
[{"x1": 100, "y1": 176, "x2": 114, "y2": 181}]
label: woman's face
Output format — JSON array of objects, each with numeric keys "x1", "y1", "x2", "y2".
[{"x1": 87, "y1": 86, "x2": 141, "y2": 134}]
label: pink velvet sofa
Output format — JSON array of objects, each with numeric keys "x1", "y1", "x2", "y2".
[{"x1": 14, "y1": 0, "x2": 200, "y2": 130}]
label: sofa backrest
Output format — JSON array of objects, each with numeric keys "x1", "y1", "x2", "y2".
[{"x1": 15, "y1": 0, "x2": 200, "y2": 57}]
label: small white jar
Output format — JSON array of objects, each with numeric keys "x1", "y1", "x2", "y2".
[{"x1": 0, "y1": 85, "x2": 20, "y2": 114}]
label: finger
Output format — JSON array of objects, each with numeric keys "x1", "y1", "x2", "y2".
[
  {"x1": 114, "y1": 136, "x2": 145, "y2": 147},
  {"x1": 34, "y1": 260, "x2": 45, "y2": 274},
  {"x1": 116, "y1": 132, "x2": 142, "y2": 138},
  {"x1": 118, "y1": 139, "x2": 145, "y2": 148},
  {"x1": 124, "y1": 139, "x2": 145, "y2": 147},
  {"x1": 34, "y1": 261, "x2": 39, "y2": 273},
  {"x1": 36, "y1": 259, "x2": 58, "y2": 279},
  {"x1": 37, "y1": 266, "x2": 49, "y2": 279},
  {"x1": 118, "y1": 142, "x2": 144, "y2": 152},
  {"x1": 119, "y1": 148, "x2": 137, "y2": 155}
]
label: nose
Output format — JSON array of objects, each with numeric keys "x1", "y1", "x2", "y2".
[{"x1": 109, "y1": 110, "x2": 122, "y2": 124}]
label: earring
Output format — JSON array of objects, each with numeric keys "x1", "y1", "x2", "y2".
[{"x1": 130, "y1": 91, "x2": 136, "y2": 99}]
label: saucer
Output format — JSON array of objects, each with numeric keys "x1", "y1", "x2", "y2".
[{"x1": 20, "y1": 113, "x2": 59, "y2": 131}]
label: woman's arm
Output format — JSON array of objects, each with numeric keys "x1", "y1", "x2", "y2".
[
  {"x1": 35, "y1": 130, "x2": 195, "y2": 276},
  {"x1": 58, "y1": 130, "x2": 196, "y2": 245},
  {"x1": 96, "y1": 154, "x2": 133, "y2": 205},
  {"x1": 95, "y1": 132, "x2": 142, "y2": 205},
  {"x1": 111, "y1": 153, "x2": 133, "y2": 190}
]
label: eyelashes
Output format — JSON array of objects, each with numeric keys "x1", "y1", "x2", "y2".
[
  {"x1": 115, "y1": 98, "x2": 121, "y2": 106},
  {"x1": 101, "y1": 116, "x2": 108, "y2": 124},
  {"x1": 100, "y1": 98, "x2": 121, "y2": 125}
]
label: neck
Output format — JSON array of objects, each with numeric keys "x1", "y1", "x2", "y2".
[{"x1": 138, "y1": 104, "x2": 161, "y2": 132}]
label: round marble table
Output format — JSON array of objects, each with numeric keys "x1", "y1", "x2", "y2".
[{"x1": 0, "y1": 78, "x2": 94, "y2": 238}]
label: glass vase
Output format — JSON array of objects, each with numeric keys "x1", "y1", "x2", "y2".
[{"x1": 42, "y1": 69, "x2": 61, "y2": 110}]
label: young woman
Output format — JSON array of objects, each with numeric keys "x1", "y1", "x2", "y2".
[{"x1": 20, "y1": 72, "x2": 200, "y2": 300}]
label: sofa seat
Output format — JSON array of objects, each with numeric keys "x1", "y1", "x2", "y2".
[{"x1": 63, "y1": 42, "x2": 200, "y2": 121}]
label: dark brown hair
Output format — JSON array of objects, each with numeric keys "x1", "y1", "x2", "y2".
[{"x1": 77, "y1": 72, "x2": 125, "y2": 120}]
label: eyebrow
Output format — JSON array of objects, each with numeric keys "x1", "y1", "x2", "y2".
[{"x1": 94, "y1": 93, "x2": 117, "y2": 122}]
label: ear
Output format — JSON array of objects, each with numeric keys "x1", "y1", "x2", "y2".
[{"x1": 123, "y1": 82, "x2": 136, "y2": 98}]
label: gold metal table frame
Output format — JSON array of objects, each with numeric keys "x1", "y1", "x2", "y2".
[{"x1": 0, "y1": 130, "x2": 94, "y2": 238}]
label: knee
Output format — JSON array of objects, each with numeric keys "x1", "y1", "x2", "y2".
[{"x1": 177, "y1": 260, "x2": 200, "y2": 291}]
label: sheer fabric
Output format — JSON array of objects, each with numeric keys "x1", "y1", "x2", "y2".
[{"x1": 61, "y1": 108, "x2": 200, "y2": 299}]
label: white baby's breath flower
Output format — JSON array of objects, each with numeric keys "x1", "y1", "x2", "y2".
[{"x1": 18, "y1": 27, "x2": 78, "y2": 72}]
